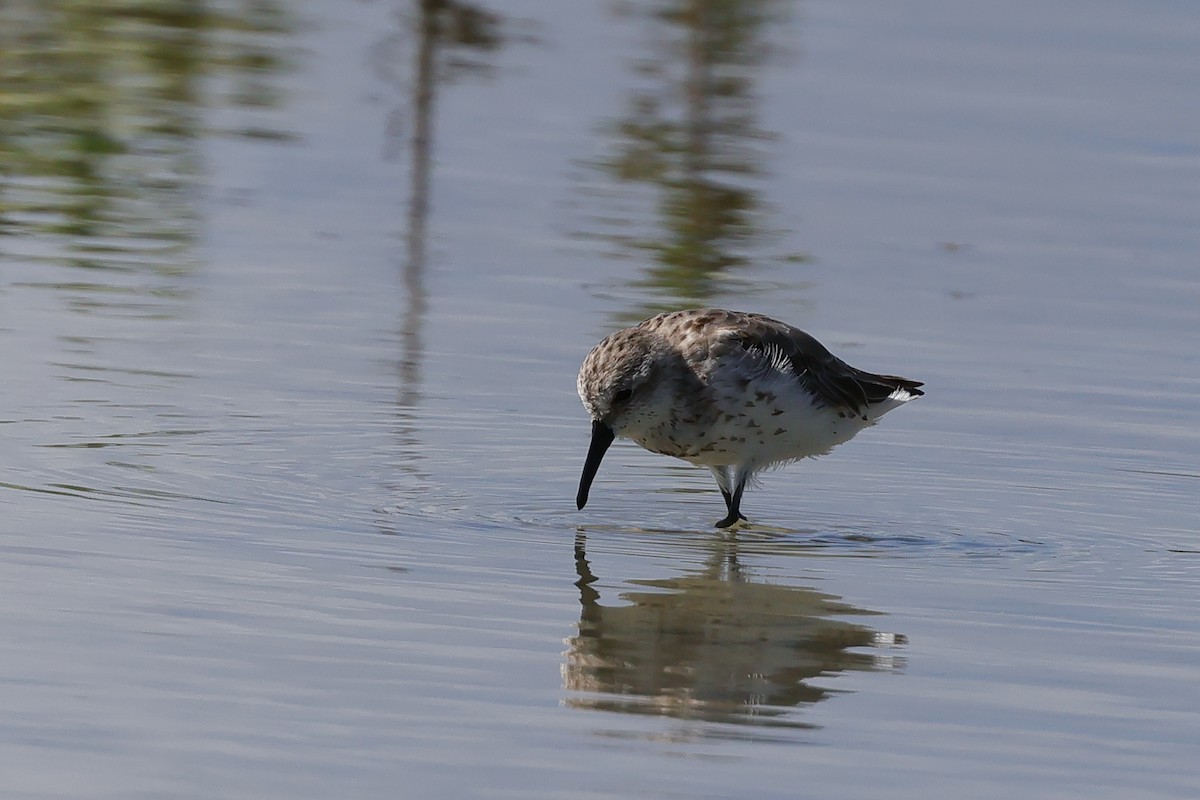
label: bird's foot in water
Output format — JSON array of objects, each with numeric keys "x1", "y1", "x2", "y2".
[{"x1": 714, "y1": 512, "x2": 749, "y2": 529}]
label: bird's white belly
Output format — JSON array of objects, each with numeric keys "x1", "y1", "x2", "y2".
[
  {"x1": 629, "y1": 378, "x2": 877, "y2": 468},
  {"x1": 684, "y1": 399, "x2": 873, "y2": 467}
]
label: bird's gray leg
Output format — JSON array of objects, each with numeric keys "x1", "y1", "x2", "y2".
[
  {"x1": 709, "y1": 466, "x2": 743, "y2": 523},
  {"x1": 715, "y1": 466, "x2": 749, "y2": 528},
  {"x1": 708, "y1": 465, "x2": 731, "y2": 495}
]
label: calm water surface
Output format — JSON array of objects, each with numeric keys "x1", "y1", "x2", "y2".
[{"x1": 2, "y1": 1, "x2": 1198, "y2": 798}]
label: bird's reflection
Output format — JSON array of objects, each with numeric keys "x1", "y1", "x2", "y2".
[{"x1": 565, "y1": 532, "x2": 905, "y2": 735}]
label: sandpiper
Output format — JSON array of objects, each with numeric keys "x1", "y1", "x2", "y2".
[{"x1": 576, "y1": 308, "x2": 923, "y2": 527}]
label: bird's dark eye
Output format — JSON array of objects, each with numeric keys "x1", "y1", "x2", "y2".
[{"x1": 613, "y1": 388, "x2": 633, "y2": 404}]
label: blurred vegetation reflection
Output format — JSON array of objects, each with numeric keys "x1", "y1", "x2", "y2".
[
  {"x1": 578, "y1": 0, "x2": 806, "y2": 317},
  {"x1": 0, "y1": 0, "x2": 292, "y2": 280},
  {"x1": 565, "y1": 533, "x2": 906, "y2": 735}
]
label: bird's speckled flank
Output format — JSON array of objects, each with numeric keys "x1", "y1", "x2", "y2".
[{"x1": 575, "y1": 308, "x2": 923, "y2": 528}]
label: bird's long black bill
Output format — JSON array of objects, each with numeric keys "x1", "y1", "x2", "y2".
[{"x1": 576, "y1": 421, "x2": 615, "y2": 510}]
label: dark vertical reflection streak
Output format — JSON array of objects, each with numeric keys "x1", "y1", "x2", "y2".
[
  {"x1": 375, "y1": 1, "x2": 513, "y2": 525},
  {"x1": 398, "y1": 0, "x2": 438, "y2": 413},
  {"x1": 380, "y1": 0, "x2": 508, "y2": 412}
]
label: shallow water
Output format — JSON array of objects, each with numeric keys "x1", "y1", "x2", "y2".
[{"x1": 2, "y1": 1, "x2": 1199, "y2": 798}]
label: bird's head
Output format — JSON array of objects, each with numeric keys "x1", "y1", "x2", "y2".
[{"x1": 575, "y1": 327, "x2": 680, "y2": 510}]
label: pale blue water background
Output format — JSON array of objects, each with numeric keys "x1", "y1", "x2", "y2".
[{"x1": 2, "y1": 1, "x2": 1198, "y2": 798}]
